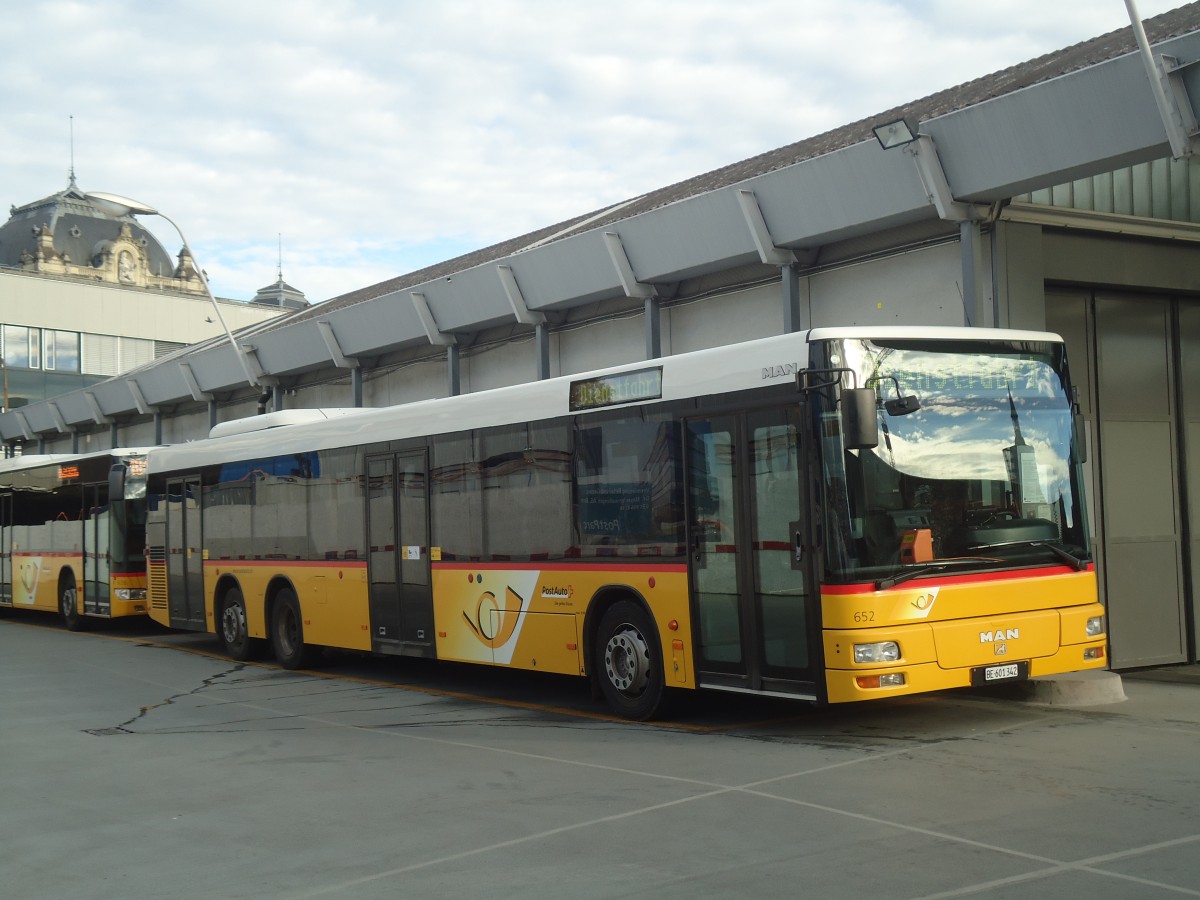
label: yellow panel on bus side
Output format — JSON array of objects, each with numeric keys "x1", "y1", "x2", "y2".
[
  {"x1": 499, "y1": 610, "x2": 580, "y2": 675},
  {"x1": 298, "y1": 565, "x2": 372, "y2": 652},
  {"x1": 205, "y1": 561, "x2": 372, "y2": 652},
  {"x1": 430, "y1": 563, "x2": 694, "y2": 687},
  {"x1": 12, "y1": 552, "x2": 82, "y2": 612}
]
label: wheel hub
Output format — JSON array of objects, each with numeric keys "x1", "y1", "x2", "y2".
[
  {"x1": 221, "y1": 604, "x2": 244, "y2": 644},
  {"x1": 604, "y1": 626, "x2": 650, "y2": 694}
]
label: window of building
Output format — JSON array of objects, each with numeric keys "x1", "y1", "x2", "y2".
[
  {"x1": 43, "y1": 330, "x2": 81, "y2": 373},
  {"x1": 2, "y1": 325, "x2": 40, "y2": 369},
  {"x1": 81, "y1": 333, "x2": 155, "y2": 376}
]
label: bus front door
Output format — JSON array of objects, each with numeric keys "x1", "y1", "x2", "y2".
[
  {"x1": 82, "y1": 483, "x2": 109, "y2": 616},
  {"x1": 366, "y1": 450, "x2": 434, "y2": 658},
  {"x1": 686, "y1": 407, "x2": 817, "y2": 697},
  {"x1": 165, "y1": 477, "x2": 205, "y2": 630}
]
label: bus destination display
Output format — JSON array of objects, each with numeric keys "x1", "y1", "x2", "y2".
[{"x1": 569, "y1": 367, "x2": 662, "y2": 411}]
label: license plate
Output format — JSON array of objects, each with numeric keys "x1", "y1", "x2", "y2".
[
  {"x1": 984, "y1": 664, "x2": 1020, "y2": 681},
  {"x1": 970, "y1": 660, "x2": 1029, "y2": 687}
]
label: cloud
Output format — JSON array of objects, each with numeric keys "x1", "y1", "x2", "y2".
[{"x1": 0, "y1": 0, "x2": 1183, "y2": 302}]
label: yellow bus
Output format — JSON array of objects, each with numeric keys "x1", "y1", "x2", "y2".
[
  {"x1": 142, "y1": 327, "x2": 1106, "y2": 718},
  {"x1": 0, "y1": 449, "x2": 151, "y2": 629}
]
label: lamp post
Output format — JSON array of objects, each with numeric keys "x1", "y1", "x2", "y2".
[{"x1": 84, "y1": 191, "x2": 259, "y2": 388}]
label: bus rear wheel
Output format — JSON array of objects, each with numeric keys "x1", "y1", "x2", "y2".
[
  {"x1": 595, "y1": 600, "x2": 668, "y2": 721},
  {"x1": 270, "y1": 588, "x2": 316, "y2": 670},
  {"x1": 219, "y1": 587, "x2": 263, "y2": 661},
  {"x1": 60, "y1": 576, "x2": 85, "y2": 632}
]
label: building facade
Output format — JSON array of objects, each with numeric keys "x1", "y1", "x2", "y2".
[{"x1": 0, "y1": 178, "x2": 292, "y2": 414}]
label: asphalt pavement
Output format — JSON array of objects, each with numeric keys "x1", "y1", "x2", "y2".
[{"x1": 2, "y1": 611, "x2": 1198, "y2": 899}]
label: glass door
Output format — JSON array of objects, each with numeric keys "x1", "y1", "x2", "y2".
[
  {"x1": 366, "y1": 450, "x2": 434, "y2": 655},
  {"x1": 686, "y1": 406, "x2": 815, "y2": 694},
  {"x1": 82, "y1": 482, "x2": 108, "y2": 615},
  {"x1": 165, "y1": 476, "x2": 205, "y2": 629}
]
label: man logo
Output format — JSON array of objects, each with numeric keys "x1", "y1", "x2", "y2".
[
  {"x1": 980, "y1": 628, "x2": 1019, "y2": 643},
  {"x1": 761, "y1": 362, "x2": 799, "y2": 380}
]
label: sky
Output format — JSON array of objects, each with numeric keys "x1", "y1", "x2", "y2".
[{"x1": 0, "y1": 0, "x2": 1187, "y2": 304}]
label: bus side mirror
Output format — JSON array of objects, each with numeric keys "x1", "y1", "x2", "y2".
[{"x1": 841, "y1": 388, "x2": 879, "y2": 450}]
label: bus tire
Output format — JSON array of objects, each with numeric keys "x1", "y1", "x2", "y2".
[
  {"x1": 219, "y1": 587, "x2": 263, "y2": 661},
  {"x1": 595, "y1": 600, "x2": 668, "y2": 721},
  {"x1": 270, "y1": 588, "x2": 315, "y2": 670},
  {"x1": 60, "y1": 575, "x2": 85, "y2": 632}
]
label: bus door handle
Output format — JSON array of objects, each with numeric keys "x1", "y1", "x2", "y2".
[{"x1": 790, "y1": 520, "x2": 804, "y2": 570}]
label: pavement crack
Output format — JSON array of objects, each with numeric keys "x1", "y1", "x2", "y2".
[{"x1": 112, "y1": 663, "x2": 248, "y2": 732}]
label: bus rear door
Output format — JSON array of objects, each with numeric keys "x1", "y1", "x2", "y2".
[
  {"x1": 685, "y1": 406, "x2": 819, "y2": 698},
  {"x1": 366, "y1": 450, "x2": 434, "y2": 658},
  {"x1": 82, "y1": 482, "x2": 108, "y2": 616},
  {"x1": 165, "y1": 476, "x2": 205, "y2": 630}
]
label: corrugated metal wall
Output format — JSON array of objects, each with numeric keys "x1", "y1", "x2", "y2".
[{"x1": 1019, "y1": 156, "x2": 1200, "y2": 222}]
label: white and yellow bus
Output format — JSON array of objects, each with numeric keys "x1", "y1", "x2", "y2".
[
  {"x1": 142, "y1": 327, "x2": 1106, "y2": 718},
  {"x1": 0, "y1": 449, "x2": 151, "y2": 629}
]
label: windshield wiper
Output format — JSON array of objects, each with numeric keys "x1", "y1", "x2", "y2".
[
  {"x1": 876, "y1": 557, "x2": 1000, "y2": 591},
  {"x1": 1016, "y1": 540, "x2": 1089, "y2": 571}
]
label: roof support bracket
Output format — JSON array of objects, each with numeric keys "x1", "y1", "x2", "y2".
[
  {"x1": 905, "y1": 135, "x2": 977, "y2": 222},
  {"x1": 48, "y1": 401, "x2": 71, "y2": 434},
  {"x1": 316, "y1": 320, "x2": 358, "y2": 369},
  {"x1": 603, "y1": 232, "x2": 657, "y2": 299},
  {"x1": 497, "y1": 265, "x2": 546, "y2": 326},
  {"x1": 736, "y1": 190, "x2": 797, "y2": 265},
  {"x1": 84, "y1": 391, "x2": 112, "y2": 425},
  {"x1": 411, "y1": 292, "x2": 456, "y2": 346},
  {"x1": 126, "y1": 379, "x2": 157, "y2": 416},
  {"x1": 178, "y1": 362, "x2": 212, "y2": 403},
  {"x1": 239, "y1": 345, "x2": 278, "y2": 387},
  {"x1": 1126, "y1": 1, "x2": 1199, "y2": 158},
  {"x1": 1159, "y1": 54, "x2": 1200, "y2": 157},
  {"x1": 13, "y1": 411, "x2": 34, "y2": 441}
]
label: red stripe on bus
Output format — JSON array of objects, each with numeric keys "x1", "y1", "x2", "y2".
[
  {"x1": 201, "y1": 559, "x2": 367, "y2": 569},
  {"x1": 433, "y1": 561, "x2": 689, "y2": 573},
  {"x1": 821, "y1": 563, "x2": 1096, "y2": 594}
]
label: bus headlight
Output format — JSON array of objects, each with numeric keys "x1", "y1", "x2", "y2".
[
  {"x1": 1086, "y1": 615, "x2": 1106, "y2": 637},
  {"x1": 116, "y1": 588, "x2": 147, "y2": 601},
  {"x1": 853, "y1": 641, "x2": 900, "y2": 664}
]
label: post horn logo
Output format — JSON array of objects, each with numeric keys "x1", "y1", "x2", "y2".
[{"x1": 463, "y1": 586, "x2": 526, "y2": 649}]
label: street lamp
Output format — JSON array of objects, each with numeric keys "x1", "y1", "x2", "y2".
[{"x1": 84, "y1": 191, "x2": 259, "y2": 388}]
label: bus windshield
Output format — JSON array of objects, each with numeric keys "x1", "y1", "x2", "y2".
[{"x1": 816, "y1": 337, "x2": 1090, "y2": 586}]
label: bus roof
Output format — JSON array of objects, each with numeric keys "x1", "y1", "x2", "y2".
[
  {"x1": 0, "y1": 447, "x2": 157, "y2": 477},
  {"x1": 146, "y1": 326, "x2": 1065, "y2": 475}
]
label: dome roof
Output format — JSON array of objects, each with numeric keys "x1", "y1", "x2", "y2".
[{"x1": 0, "y1": 177, "x2": 177, "y2": 276}]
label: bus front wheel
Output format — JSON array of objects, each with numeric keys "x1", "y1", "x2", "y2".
[
  {"x1": 270, "y1": 589, "x2": 315, "y2": 670},
  {"x1": 220, "y1": 587, "x2": 263, "y2": 661},
  {"x1": 595, "y1": 600, "x2": 668, "y2": 721},
  {"x1": 60, "y1": 576, "x2": 84, "y2": 632}
]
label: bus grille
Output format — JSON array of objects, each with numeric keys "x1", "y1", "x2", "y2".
[{"x1": 147, "y1": 546, "x2": 168, "y2": 612}]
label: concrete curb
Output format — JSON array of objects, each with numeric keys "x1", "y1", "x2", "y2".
[{"x1": 1022, "y1": 670, "x2": 1127, "y2": 706}]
